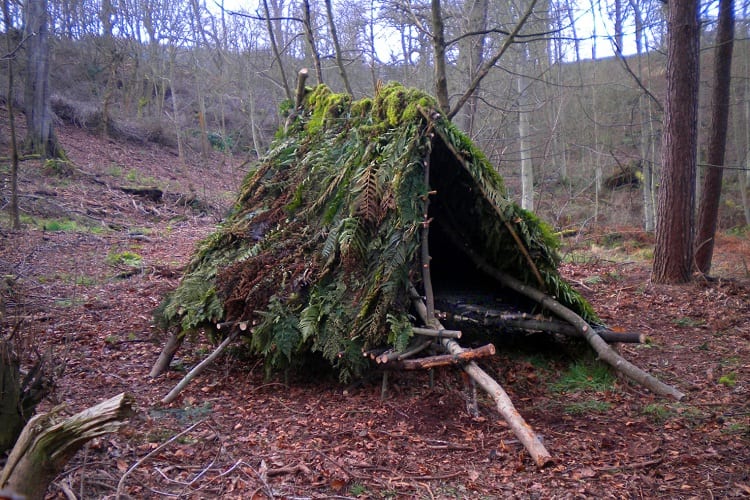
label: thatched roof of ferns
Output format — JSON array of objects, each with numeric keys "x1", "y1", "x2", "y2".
[{"x1": 156, "y1": 82, "x2": 599, "y2": 381}]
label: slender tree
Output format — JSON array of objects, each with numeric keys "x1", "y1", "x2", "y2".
[
  {"x1": 3, "y1": 0, "x2": 20, "y2": 228},
  {"x1": 652, "y1": 0, "x2": 700, "y2": 283},
  {"x1": 324, "y1": 0, "x2": 353, "y2": 94},
  {"x1": 301, "y1": 0, "x2": 323, "y2": 84},
  {"x1": 694, "y1": 0, "x2": 735, "y2": 274}
]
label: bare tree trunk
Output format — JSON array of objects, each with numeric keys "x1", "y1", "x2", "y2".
[
  {"x1": 323, "y1": 0, "x2": 352, "y2": 95},
  {"x1": 23, "y1": 0, "x2": 63, "y2": 159},
  {"x1": 458, "y1": 0, "x2": 488, "y2": 136},
  {"x1": 262, "y1": 0, "x2": 292, "y2": 101},
  {"x1": 431, "y1": 0, "x2": 450, "y2": 113},
  {"x1": 695, "y1": 0, "x2": 734, "y2": 274},
  {"x1": 518, "y1": 70, "x2": 534, "y2": 211},
  {"x1": 167, "y1": 48, "x2": 184, "y2": 166},
  {"x1": 653, "y1": 0, "x2": 700, "y2": 284},
  {"x1": 743, "y1": 40, "x2": 750, "y2": 225},
  {"x1": 3, "y1": 0, "x2": 20, "y2": 229},
  {"x1": 301, "y1": 0, "x2": 323, "y2": 84}
]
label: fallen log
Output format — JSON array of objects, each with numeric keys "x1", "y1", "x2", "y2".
[
  {"x1": 388, "y1": 343, "x2": 496, "y2": 370},
  {"x1": 0, "y1": 393, "x2": 133, "y2": 500},
  {"x1": 439, "y1": 310, "x2": 644, "y2": 343}
]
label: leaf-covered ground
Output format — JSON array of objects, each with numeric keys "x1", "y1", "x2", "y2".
[{"x1": 1, "y1": 116, "x2": 749, "y2": 498}]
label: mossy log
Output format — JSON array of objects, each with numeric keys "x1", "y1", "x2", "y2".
[{"x1": 0, "y1": 392, "x2": 134, "y2": 500}]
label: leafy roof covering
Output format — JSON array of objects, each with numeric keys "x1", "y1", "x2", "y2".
[{"x1": 157, "y1": 82, "x2": 599, "y2": 380}]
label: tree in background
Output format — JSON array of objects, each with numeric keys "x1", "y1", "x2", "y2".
[
  {"x1": 2, "y1": 0, "x2": 20, "y2": 229},
  {"x1": 652, "y1": 0, "x2": 700, "y2": 284},
  {"x1": 694, "y1": 0, "x2": 735, "y2": 275},
  {"x1": 23, "y1": 0, "x2": 64, "y2": 158}
]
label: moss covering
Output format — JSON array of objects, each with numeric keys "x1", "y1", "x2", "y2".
[{"x1": 157, "y1": 82, "x2": 600, "y2": 381}]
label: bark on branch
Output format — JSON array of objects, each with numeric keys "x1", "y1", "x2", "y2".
[
  {"x1": 161, "y1": 329, "x2": 239, "y2": 404},
  {"x1": 388, "y1": 343, "x2": 496, "y2": 370}
]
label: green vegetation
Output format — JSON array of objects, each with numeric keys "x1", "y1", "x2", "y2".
[
  {"x1": 550, "y1": 359, "x2": 615, "y2": 393},
  {"x1": 125, "y1": 168, "x2": 159, "y2": 187},
  {"x1": 563, "y1": 400, "x2": 613, "y2": 415},
  {"x1": 672, "y1": 316, "x2": 705, "y2": 328},
  {"x1": 642, "y1": 402, "x2": 672, "y2": 422},
  {"x1": 106, "y1": 250, "x2": 143, "y2": 268},
  {"x1": 722, "y1": 422, "x2": 749, "y2": 436},
  {"x1": 15, "y1": 214, "x2": 106, "y2": 234},
  {"x1": 42, "y1": 158, "x2": 75, "y2": 177},
  {"x1": 54, "y1": 297, "x2": 85, "y2": 308},
  {"x1": 106, "y1": 164, "x2": 125, "y2": 177},
  {"x1": 349, "y1": 483, "x2": 369, "y2": 496},
  {"x1": 157, "y1": 83, "x2": 600, "y2": 382},
  {"x1": 718, "y1": 372, "x2": 737, "y2": 387}
]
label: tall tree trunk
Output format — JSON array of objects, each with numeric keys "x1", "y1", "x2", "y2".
[
  {"x1": 458, "y1": 0, "x2": 488, "y2": 136},
  {"x1": 653, "y1": 0, "x2": 700, "y2": 284},
  {"x1": 431, "y1": 0, "x2": 450, "y2": 113},
  {"x1": 744, "y1": 75, "x2": 750, "y2": 224},
  {"x1": 694, "y1": 0, "x2": 734, "y2": 274},
  {"x1": 23, "y1": 0, "x2": 63, "y2": 159},
  {"x1": 590, "y1": 42, "x2": 601, "y2": 224},
  {"x1": 632, "y1": 0, "x2": 656, "y2": 232},
  {"x1": 3, "y1": 0, "x2": 20, "y2": 229},
  {"x1": 301, "y1": 0, "x2": 323, "y2": 84},
  {"x1": 518, "y1": 70, "x2": 534, "y2": 211},
  {"x1": 262, "y1": 0, "x2": 292, "y2": 101}
]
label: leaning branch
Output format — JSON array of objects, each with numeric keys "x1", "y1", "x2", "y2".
[
  {"x1": 161, "y1": 329, "x2": 240, "y2": 405},
  {"x1": 387, "y1": 343, "x2": 496, "y2": 370},
  {"x1": 410, "y1": 287, "x2": 553, "y2": 467},
  {"x1": 450, "y1": 240, "x2": 685, "y2": 401}
]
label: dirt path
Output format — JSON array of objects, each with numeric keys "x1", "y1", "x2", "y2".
[{"x1": 2, "y1": 118, "x2": 749, "y2": 498}]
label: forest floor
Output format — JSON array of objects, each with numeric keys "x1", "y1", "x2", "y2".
[{"x1": 1, "y1": 115, "x2": 749, "y2": 499}]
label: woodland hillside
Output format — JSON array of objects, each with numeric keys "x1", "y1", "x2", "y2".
[
  {"x1": 2, "y1": 0, "x2": 750, "y2": 230},
  {"x1": 1, "y1": 90, "x2": 750, "y2": 498},
  {"x1": 2, "y1": 0, "x2": 750, "y2": 496}
]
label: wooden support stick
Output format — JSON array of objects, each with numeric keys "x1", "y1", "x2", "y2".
[
  {"x1": 410, "y1": 287, "x2": 553, "y2": 467},
  {"x1": 294, "y1": 68, "x2": 309, "y2": 110},
  {"x1": 150, "y1": 331, "x2": 184, "y2": 378},
  {"x1": 390, "y1": 344, "x2": 496, "y2": 370},
  {"x1": 161, "y1": 330, "x2": 240, "y2": 404},
  {"x1": 412, "y1": 327, "x2": 462, "y2": 339}
]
